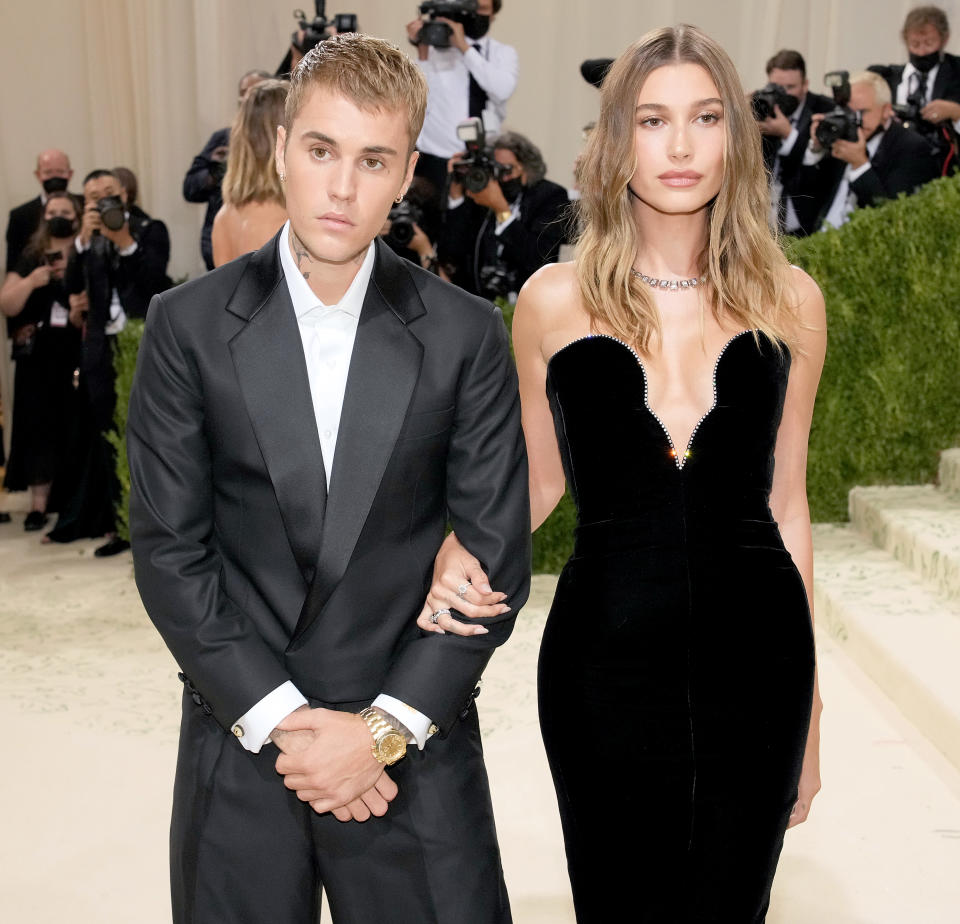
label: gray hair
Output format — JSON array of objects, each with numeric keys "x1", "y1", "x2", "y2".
[{"x1": 494, "y1": 131, "x2": 547, "y2": 185}]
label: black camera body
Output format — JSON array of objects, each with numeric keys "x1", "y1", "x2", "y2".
[
  {"x1": 418, "y1": 0, "x2": 479, "y2": 48},
  {"x1": 451, "y1": 117, "x2": 510, "y2": 193},
  {"x1": 478, "y1": 260, "x2": 517, "y2": 299},
  {"x1": 751, "y1": 83, "x2": 800, "y2": 121},
  {"x1": 815, "y1": 70, "x2": 862, "y2": 149},
  {"x1": 293, "y1": 1, "x2": 358, "y2": 54},
  {"x1": 386, "y1": 200, "x2": 424, "y2": 248},
  {"x1": 96, "y1": 196, "x2": 127, "y2": 231}
]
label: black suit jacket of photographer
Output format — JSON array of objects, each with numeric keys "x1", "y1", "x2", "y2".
[
  {"x1": 796, "y1": 120, "x2": 940, "y2": 233},
  {"x1": 762, "y1": 91, "x2": 835, "y2": 236},
  {"x1": 65, "y1": 207, "x2": 171, "y2": 429},
  {"x1": 441, "y1": 178, "x2": 571, "y2": 296},
  {"x1": 182, "y1": 127, "x2": 230, "y2": 270},
  {"x1": 875, "y1": 53, "x2": 960, "y2": 110},
  {"x1": 5, "y1": 196, "x2": 44, "y2": 273}
]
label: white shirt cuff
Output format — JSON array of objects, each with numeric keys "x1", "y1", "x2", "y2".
[
  {"x1": 953, "y1": 117, "x2": 960, "y2": 133},
  {"x1": 802, "y1": 143, "x2": 826, "y2": 166},
  {"x1": 447, "y1": 195, "x2": 465, "y2": 210},
  {"x1": 75, "y1": 237, "x2": 90, "y2": 254},
  {"x1": 231, "y1": 680, "x2": 307, "y2": 753},
  {"x1": 117, "y1": 240, "x2": 138, "y2": 257},
  {"x1": 372, "y1": 693, "x2": 435, "y2": 750},
  {"x1": 848, "y1": 161, "x2": 872, "y2": 182},
  {"x1": 778, "y1": 126, "x2": 800, "y2": 156},
  {"x1": 493, "y1": 209, "x2": 519, "y2": 235}
]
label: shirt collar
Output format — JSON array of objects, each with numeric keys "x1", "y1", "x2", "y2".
[
  {"x1": 278, "y1": 220, "x2": 375, "y2": 321},
  {"x1": 903, "y1": 61, "x2": 939, "y2": 85}
]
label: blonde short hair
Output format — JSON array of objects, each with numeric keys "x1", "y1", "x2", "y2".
[
  {"x1": 850, "y1": 70, "x2": 892, "y2": 107},
  {"x1": 285, "y1": 33, "x2": 428, "y2": 154}
]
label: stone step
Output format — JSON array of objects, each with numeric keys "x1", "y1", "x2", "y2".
[
  {"x1": 940, "y1": 448, "x2": 960, "y2": 496},
  {"x1": 812, "y1": 523, "x2": 960, "y2": 772},
  {"x1": 848, "y1": 484, "x2": 960, "y2": 601}
]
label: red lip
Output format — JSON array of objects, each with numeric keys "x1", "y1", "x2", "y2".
[{"x1": 658, "y1": 170, "x2": 702, "y2": 179}]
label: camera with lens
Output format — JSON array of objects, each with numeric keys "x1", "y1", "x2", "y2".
[
  {"x1": 386, "y1": 200, "x2": 424, "y2": 248},
  {"x1": 478, "y1": 260, "x2": 517, "y2": 299},
  {"x1": 96, "y1": 196, "x2": 127, "y2": 232},
  {"x1": 451, "y1": 117, "x2": 510, "y2": 194},
  {"x1": 417, "y1": 0, "x2": 485, "y2": 49},
  {"x1": 815, "y1": 70, "x2": 862, "y2": 148},
  {"x1": 292, "y1": 0, "x2": 358, "y2": 55},
  {"x1": 751, "y1": 83, "x2": 800, "y2": 121}
]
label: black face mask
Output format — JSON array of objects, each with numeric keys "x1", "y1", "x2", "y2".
[
  {"x1": 909, "y1": 50, "x2": 942, "y2": 73},
  {"x1": 500, "y1": 176, "x2": 523, "y2": 204},
  {"x1": 47, "y1": 216, "x2": 76, "y2": 238},
  {"x1": 463, "y1": 13, "x2": 490, "y2": 40},
  {"x1": 42, "y1": 176, "x2": 68, "y2": 194}
]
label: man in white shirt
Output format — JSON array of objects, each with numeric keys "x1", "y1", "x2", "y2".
[
  {"x1": 798, "y1": 71, "x2": 939, "y2": 230},
  {"x1": 128, "y1": 34, "x2": 529, "y2": 924},
  {"x1": 406, "y1": 1, "x2": 518, "y2": 207}
]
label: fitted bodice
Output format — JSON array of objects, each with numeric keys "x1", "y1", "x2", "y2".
[{"x1": 546, "y1": 331, "x2": 791, "y2": 537}]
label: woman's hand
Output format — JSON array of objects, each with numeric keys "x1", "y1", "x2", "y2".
[
  {"x1": 415, "y1": 532, "x2": 509, "y2": 636},
  {"x1": 788, "y1": 706, "x2": 821, "y2": 828}
]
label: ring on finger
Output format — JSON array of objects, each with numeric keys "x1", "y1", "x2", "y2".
[
  {"x1": 431, "y1": 607, "x2": 451, "y2": 624},
  {"x1": 456, "y1": 580, "x2": 471, "y2": 598}
]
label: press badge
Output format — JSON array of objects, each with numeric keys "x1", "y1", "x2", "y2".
[{"x1": 50, "y1": 302, "x2": 69, "y2": 328}]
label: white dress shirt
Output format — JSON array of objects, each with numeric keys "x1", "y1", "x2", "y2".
[
  {"x1": 231, "y1": 222, "x2": 434, "y2": 754},
  {"x1": 803, "y1": 130, "x2": 884, "y2": 230},
  {"x1": 415, "y1": 36, "x2": 519, "y2": 157},
  {"x1": 897, "y1": 61, "x2": 960, "y2": 133}
]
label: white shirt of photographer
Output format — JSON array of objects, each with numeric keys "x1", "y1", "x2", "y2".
[
  {"x1": 415, "y1": 35, "x2": 519, "y2": 158},
  {"x1": 897, "y1": 62, "x2": 960, "y2": 133},
  {"x1": 231, "y1": 221, "x2": 434, "y2": 754}
]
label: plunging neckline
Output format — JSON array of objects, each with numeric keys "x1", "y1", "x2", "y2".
[{"x1": 547, "y1": 330, "x2": 753, "y2": 469}]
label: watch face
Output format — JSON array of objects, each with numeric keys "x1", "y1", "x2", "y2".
[{"x1": 377, "y1": 731, "x2": 407, "y2": 765}]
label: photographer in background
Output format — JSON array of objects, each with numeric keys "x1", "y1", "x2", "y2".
[
  {"x1": 406, "y1": 1, "x2": 518, "y2": 209},
  {"x1": 47, "y1": 169, "x2": 170, "y2": 555},
  {"x1": 440, "y1": 128, "x2": 569, "y2": 299},
  {"x1": 379, "y1": 177, "x2": 441, "y2": 272},
  {"x1": 755, "y1": 50, "x2": 834, "y2": 236},
  {"x1": 871, "y1": 5, "x2": 960, "y2": 175},
  {"x1": 182, "y1": 69, "x2": 271, "y2": 270},
  {"x1": 799, "y1": 71, "x2": 938, "y2": 230}
]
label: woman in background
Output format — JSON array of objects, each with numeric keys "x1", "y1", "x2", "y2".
[
  {"x1": 211, "y1": 78, "x2": 289, "y2": 266},
  {"x1": 419, "y1": 24, "x2": 824, "y2": 922},
  {"x1": 0, "y1": 191, "x2": 82, "y2": 530}
]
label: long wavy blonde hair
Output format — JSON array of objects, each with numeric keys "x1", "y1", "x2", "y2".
[
  {"x1": 222, "y1": 79, "x2": 288, "y2": 208},
  {"x1": 575, "y1": 25, "x2": 798, "y2": 354}
]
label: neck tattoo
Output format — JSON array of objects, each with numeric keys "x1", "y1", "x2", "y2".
[{"x1": 290, "y1": 229, "x2": 313, "y2": 280}]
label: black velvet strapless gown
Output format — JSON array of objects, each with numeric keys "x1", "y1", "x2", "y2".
[{"x1": 539, "y1": 331, "x2": 815, "y2": 923}]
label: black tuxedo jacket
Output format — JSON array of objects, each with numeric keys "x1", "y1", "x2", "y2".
[
  {"x1": 441, "y1": 178, "x2": 571, "y2": 295},
  {"x1": 5, "y1": 196, "x2": 43, "y2": 272},
  {"x1": 796, "y1": 121, "x2": 940, "y2": 232},
  {"x1": 876, "y1": 53, "x2": 960, "y2": 107},
  {"x1": 128, "y1": 234, "x2": 531, "y2": 736}
]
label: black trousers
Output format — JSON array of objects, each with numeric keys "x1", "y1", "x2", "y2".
[{"x1": 170, "y1": 691, "x2": 511, "y2": 923}]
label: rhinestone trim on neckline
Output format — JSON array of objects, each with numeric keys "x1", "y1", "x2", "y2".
[{"x1": 630, "y1": 268, "x2": 705, "y2": 292}]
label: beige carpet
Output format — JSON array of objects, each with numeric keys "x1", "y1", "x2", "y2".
[{"x1": 2, "y1": 499, "x2": 959, "y2": 922}]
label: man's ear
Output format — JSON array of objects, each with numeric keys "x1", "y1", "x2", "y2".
[
  {"x1": 275, "y1": 125, "x2": 287, "y2": 180},
  {"x1": 402, "y1": 150, "x2": 420, "y2": 196}
]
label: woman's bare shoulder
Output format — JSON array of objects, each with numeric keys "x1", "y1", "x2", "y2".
[{"x1": 514, "y1": 262, "x2": 592, "y2": 361}]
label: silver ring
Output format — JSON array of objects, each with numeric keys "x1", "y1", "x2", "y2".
[
  {"x1": 431, "y1": 608, "x2": 451, "y2": 624},
  {"x1": 456, "y1": 581, "x2": 471, "y2": 598}
]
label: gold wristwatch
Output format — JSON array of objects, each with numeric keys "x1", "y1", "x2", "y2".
[
  {"x1": 495, "y1": 209, "x2": 512, "y2": 225},
  {"x1": 359, "y1": 707, "x2": 408, "y2": 765}
]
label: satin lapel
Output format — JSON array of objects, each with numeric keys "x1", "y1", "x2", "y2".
[
  {"x1": 291, "y1": 241, "x2": 425, "y2": 642},
  {"x1": 227, "y1": 233, "x2": 327, "y2": 581}
]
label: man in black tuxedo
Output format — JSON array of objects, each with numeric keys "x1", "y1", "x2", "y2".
[
  {"x1": 182, "y1": 69, "x2": 272, "y2": 270},
  {"x1": 441, "y1": 130, "x2": 570, "y2": 298},
  {"x1": 756, "y1": 50, "x2": 835, "y2": 236},
  {"x1": 128, "y1": 34, "x2": 529, "y2": 923},
  {"x1": 5, "y1": 149, "x2": 74, "y2": 272},
  {"x1": 871, "y1": 5, "x2": 960, "y2": 176},
  {"x1": 796, "y1": 70, "x2": 939, "y2": 232}
]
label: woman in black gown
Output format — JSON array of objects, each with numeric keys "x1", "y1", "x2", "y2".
[
  {"x1": 0, "y1": 192, "x2": 82, "y2": 529},
  {"x1": 418, "y1": 24, "x2": 826, "y2": 923}
]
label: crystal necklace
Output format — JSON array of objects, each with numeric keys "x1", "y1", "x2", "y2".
[{"x1": 630, "y1": 267, "x2": 705, "y2": 292}]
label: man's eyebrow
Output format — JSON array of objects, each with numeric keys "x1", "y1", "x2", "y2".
[
  {"x1": 635, "y1": 98, "x2": 724, "y2": 112},
  {"x1": 300, "y1": 130, "x2": 399, "y2": 156}
]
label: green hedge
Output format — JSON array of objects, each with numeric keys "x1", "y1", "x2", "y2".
[
  {"x1": 112, "y1": 181, "x2": 960, "y2": 565},
  {"x1": 107, "y1": 319, "x2": 144, "y2": 543}
]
